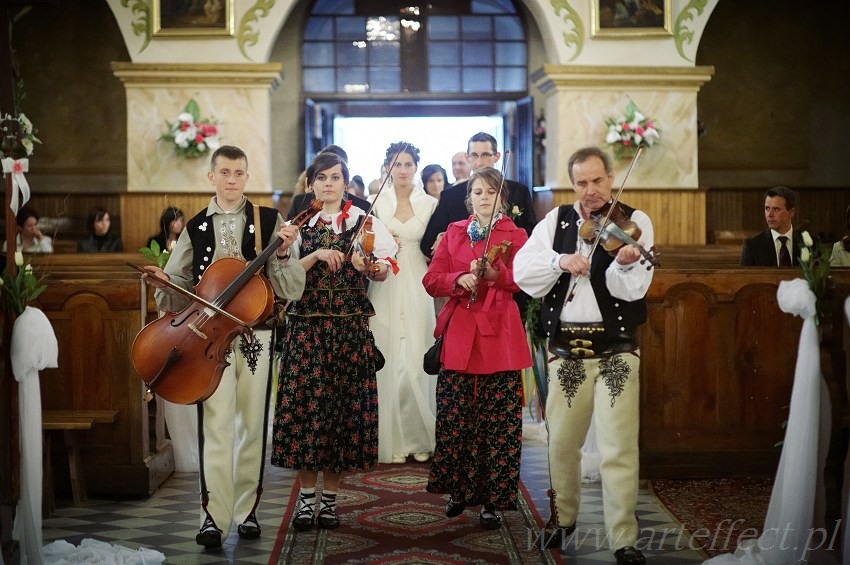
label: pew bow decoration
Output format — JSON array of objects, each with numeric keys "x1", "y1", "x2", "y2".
[
  {"x1": 2, "y1": 157, "x2": 30, "y2": 215},
  {"x1": 2, "y1": 112, "x2": 41, "y2": 214}
]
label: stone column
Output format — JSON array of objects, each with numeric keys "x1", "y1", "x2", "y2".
[{"x1": 111, "y1": 63, "x2": 282, "y2": 193}]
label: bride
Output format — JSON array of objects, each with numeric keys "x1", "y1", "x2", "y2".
[{"x1": 368, "y1": 141, "x2": 439, "y2": 464}]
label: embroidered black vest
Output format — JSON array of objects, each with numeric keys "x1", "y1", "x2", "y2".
[
  {"x1": 538, "y1": 204, "x2": 646, "y2": 340},
  {"x1": 185, "y1": 201, "x2": 279, "y2": 285}
]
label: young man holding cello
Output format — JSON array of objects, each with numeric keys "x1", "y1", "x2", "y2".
[{"x1": 142, "y1": 145, "x2": 306, "y2": 549}]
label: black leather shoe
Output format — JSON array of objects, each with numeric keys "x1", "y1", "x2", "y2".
[
  {"x1": 479, "y1": 503, "x2": 502, "y2": 530},
  {"x1": 614, "y1": 546, "x2": 646, "y2": 565},
  {"x1": 542, "y1": 522, "x2": 577, "y2": 549},
  {"x1": 445, "y1": 497, "x2": 466, "y2": 517},
  {"x1": 237, "y1": 515, "x2": 261, "y2": 539},
  {"x1": 195, "y1": 518, "x2": 222, "y2": 549}
]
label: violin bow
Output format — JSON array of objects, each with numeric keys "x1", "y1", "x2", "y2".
[
  {"x1": 345, "y1": 142, "x2": 409, "y2": 258},
  {"x1": 565, "y1": 145, "x2": 643, "y2": 303},
  {"x1": 467, "y1": 149, "x2": 511, "y2": 307}
]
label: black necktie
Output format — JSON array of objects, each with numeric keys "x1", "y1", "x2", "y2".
[{"x1": 778, "y1": 235, "x2": 791, "y2": 267}]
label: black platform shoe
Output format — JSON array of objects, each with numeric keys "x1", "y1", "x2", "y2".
[
  {"x1": 445, "y1": 497, "x2": 466, "y2": 518},
  {"x1": 317, "y1": 498, "x2": 340, "y2": 529},
  {"x1": 292, "y1": 495, "x2": 316, "y2": 532},
  {"x1": 195, "y1": 517, "x2": 223, "y2": 549},
  {"x1": 479, "y1": 503, "x2": 502, "y2": 530},
  {"x1": 237, "y1": 514, "x2": 261, "y2": 539}
]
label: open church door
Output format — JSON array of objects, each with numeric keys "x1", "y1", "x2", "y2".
[
  {"x1": 303, "y1": 98, "x2": 334, "y2": 167},
  {"x1": 504, "y1": 96, "x2": 534, "y2": 191}
]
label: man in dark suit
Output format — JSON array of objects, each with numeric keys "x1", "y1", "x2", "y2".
[
  {"x1": 740, "y1": 186, "x2": 803, "y2": 266},
  {"x1": 285, "y1": 144, "x2": 371, "y2": 221},
  {"x1": 420, "y1": 132, "x2": 537, "y2": 259}
]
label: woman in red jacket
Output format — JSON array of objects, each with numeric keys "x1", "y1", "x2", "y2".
[{"x1": 422, "y1": 167, "x2": 532, "y2": 530}]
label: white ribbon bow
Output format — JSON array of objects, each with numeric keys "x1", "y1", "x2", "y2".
[{"x1": 2, "y1": 157, "x2": 30, "y2": 215}]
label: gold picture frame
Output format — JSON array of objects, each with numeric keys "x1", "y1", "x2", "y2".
[
  {"x1": 592, "y1": 0, "x2": 672, "y2": 37},
  {"x1": 152, "y1": 0, "x2": 234, "y2": 37}
]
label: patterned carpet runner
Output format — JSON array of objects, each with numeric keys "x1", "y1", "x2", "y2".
[
  {"x1": 270, "y1": 462, "x2": 561, "y2": 564},
  {"x1": 650, "y1": 477, "x2": 772, "y2": 557}
]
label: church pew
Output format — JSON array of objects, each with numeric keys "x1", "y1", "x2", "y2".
[
  {"x1": 14, "y1": 267, "x2": 173, "y2": 499},
  {"x1": 638, "y1": 267, "x2": 850, "y2": 479}
]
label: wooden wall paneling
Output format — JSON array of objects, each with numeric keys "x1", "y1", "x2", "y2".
[{"x1": 544, "y1": 189, "x2": 707, "y2": 245}]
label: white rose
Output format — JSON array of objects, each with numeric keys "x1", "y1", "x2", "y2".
[
  {"x1": 177, "y1": 112, "x2": 194, "y2": 123},
  {"x1": 606, "y1": 130, "x2": 621, "y2": 144},
  {"x1": 800, "y1": 247, "x2": 810, "y2": 263},
  {"x1": 801, "y1": 231, "x2": 813, "y2": 247}
]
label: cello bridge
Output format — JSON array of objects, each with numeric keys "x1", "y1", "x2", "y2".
[{"x1": 188, "y1": 323, "x2": 208, "y2": 340}]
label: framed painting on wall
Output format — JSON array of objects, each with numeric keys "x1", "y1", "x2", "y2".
[
  {"x1": 592, "y1": 0, "x2": 672, "y2": 37},
  {"x1": 153, "y1": 0, "x2": 234, "y2": 37}
]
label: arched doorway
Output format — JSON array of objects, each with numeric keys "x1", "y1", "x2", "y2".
[{"x1": 270, "y1": 0, "x2": 542, "y2": 192}]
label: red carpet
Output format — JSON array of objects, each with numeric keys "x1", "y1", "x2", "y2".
[
  {"x1": 651, "y1": 477, "x2": 772, "y2": 557},
  {"x1": 270, "y1": 463, "x2": 561, "y2": 564}
]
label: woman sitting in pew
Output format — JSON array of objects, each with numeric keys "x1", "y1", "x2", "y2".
[
  {"x1": 3, "y1": 207, "x2": 53, "y2": 253},
  {"x1": 79, "y1": 207, "x2": 123, "y2": 253}
]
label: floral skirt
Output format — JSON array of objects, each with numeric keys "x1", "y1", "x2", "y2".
[
  {"x1": 426, "y1": 369, "x2": 523, "y2": 510},
  {"x1": 271, "y1": 314, "x2": 379, "y2": 473}
]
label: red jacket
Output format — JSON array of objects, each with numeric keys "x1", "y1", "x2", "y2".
[{"x1": 422, "y1": 216, "x2": 532, "y2": 374}]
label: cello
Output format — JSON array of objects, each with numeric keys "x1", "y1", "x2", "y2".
[{"x1": 129, "y1": 200, "x2": 320, "y2": 404}]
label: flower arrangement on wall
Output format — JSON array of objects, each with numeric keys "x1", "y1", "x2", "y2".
[
  {"x1": 160, "y1": 99, "x2": 220, "y2": 159},
  {"x1": 604, "y1": 100, "x2": 660, "y2": 159}
]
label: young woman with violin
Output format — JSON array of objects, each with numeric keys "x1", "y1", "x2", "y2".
[
  {"x1": 368, "y1": 141, "x2": 440, "y2": 465},
  {"x1": 422, "y1": 167, "x2": 531, "y2": 530},
  {"x1": 141, "y1": 145, "x2": 306, "y2": 549},
  {"x1": 272, "y1": 151, "x2": 397, "y2": 532}
]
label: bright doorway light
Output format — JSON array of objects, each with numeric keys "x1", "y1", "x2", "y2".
[{"x1": 334, "y1": 116, "x2": 503, "y2": 191}]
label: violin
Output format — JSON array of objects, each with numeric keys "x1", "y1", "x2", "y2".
[
  {"x1": 578, "y1": 202, "x2": 659, "y2": 269},
  {"x1": 354, "y1": 216, "x2": 382, "y2": 277},
  {"x1": 467, "y1": 239, "x2": 513, "y2": 306},
  {"x1": 129, "y1": 199, "x2": 321, "y2": 404}
]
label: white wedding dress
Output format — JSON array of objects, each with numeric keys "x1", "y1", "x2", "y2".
[{"x1": 368, "y1": 188, "x2": 438, "y2": 462}]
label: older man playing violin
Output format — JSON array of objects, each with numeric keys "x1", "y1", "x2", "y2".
[{"x1": 514, "y1": 146, "x2": 653, "y2": 565}]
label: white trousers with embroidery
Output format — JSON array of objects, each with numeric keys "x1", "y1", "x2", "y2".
[
  {"x1": 198, "y1": 330, "x2": 272, "y2": 534},
  {"x1": 545, "y1": 351, "x2": 641, "y2": 550}
]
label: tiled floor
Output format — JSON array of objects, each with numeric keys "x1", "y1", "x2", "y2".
[{"x1": 42, "y1": 415, "x2": 707, "y2": 564}]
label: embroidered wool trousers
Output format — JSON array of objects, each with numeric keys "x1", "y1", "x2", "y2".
[
  {"x1": 198, "y1": 330, "x2": 272, "y2": 533},
  {"x1": 545, "y1": 351, "x2": 641, "y2": 550}
]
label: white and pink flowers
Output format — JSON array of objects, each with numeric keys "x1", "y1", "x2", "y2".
[
  {"x1": 161, "y1": 99, "x2": 220, "y2": 159},
  {"x1": 604, "y1": 100, "x2": 660, "y2": 159}
]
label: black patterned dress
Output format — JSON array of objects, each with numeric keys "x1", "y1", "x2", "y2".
[{"x1": 271, "y1": 220, "x2": 381, "y2": 472}]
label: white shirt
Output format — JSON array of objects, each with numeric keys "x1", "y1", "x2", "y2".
[
  {"x1": 290, "y1": 205, "x2": 398, "y2": 263},
  {"x1": 514, "y1": 202, "x2": 654, "y2": 323}
]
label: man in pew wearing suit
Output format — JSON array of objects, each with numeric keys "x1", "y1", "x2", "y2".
[
  {"x1": 740, "y1": 186, "x2": 803, "y2": 267},
  {"x1": 286, "y1": 144, "x2": 371, "y2": 220}
]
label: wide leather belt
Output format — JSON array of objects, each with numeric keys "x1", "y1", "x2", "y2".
[{"x1": 548, "y1": 322, "x2": 636, "y2": 360}]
